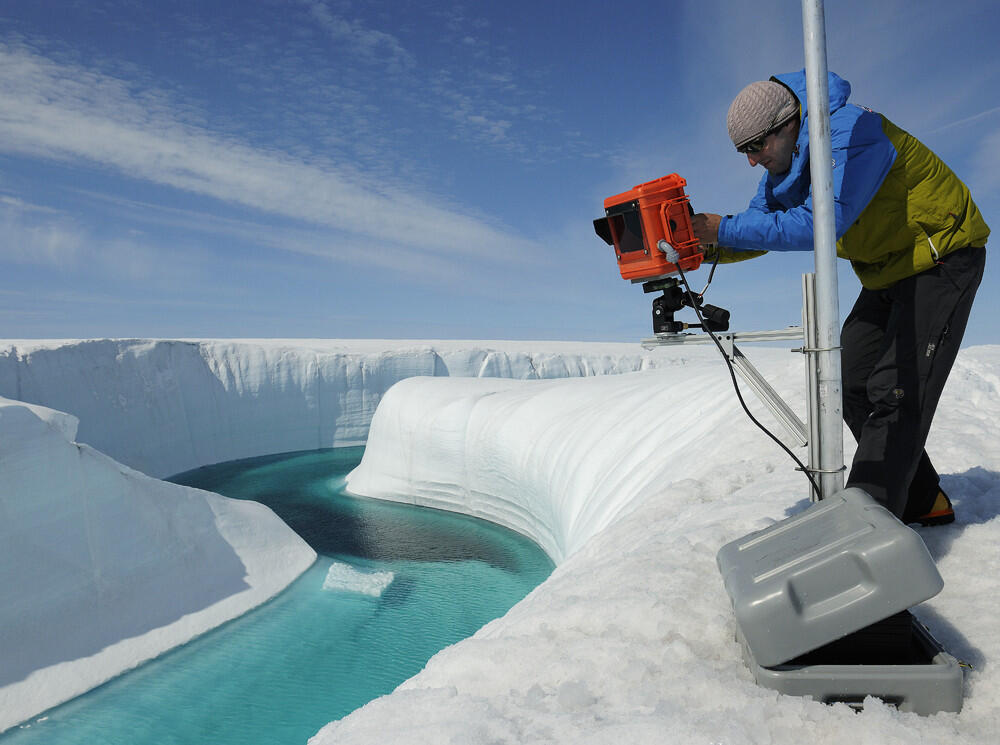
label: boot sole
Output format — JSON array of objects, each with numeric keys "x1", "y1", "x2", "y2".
[{"x1": 915, "y1": 510, "x2": 955, "y2": 527}]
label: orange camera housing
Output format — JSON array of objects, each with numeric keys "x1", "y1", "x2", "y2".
[{"x1": 593, "y1": 173, "x2": 703, "y2": 281}]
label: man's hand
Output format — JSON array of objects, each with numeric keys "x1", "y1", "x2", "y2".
[{"x1": 691, "y1": 213, "x2": 722, "y2": 246}]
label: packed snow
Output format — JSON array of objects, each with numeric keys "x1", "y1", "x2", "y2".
[
  {"x1": 327, "y1": 345, "x2": 1000, "y2": 744},
  {"x1": 0, "y1": 396, "x2": 315, "y2": 734},
  {"x1": 1, "y1": 338, "x2": 998, "y2": 743}
]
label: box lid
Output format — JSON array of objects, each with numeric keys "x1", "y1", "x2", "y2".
[{"x1": 716, "y1": 488, "x2": 943, "y2": 667}]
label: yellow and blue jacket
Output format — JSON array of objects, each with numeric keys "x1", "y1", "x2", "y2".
[{"x1": 715, "y1": 70, "x2": 989, "y2": 289}]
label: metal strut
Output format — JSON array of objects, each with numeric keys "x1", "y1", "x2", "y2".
[
  {"x1": 643, "y1": 272, "x2": 845, "y2": 503},
  {"x1": 642, "y1": 327, "x2": 808, "y2": 448}
]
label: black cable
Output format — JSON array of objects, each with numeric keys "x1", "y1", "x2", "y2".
[
  {"x1": 696, "y1": 249, "x2": 721, "y2": 296},
  {"x1": 674, "y1": 260, "x2": 822, "y2": 500}
]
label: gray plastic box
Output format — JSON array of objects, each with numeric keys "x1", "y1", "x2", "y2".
[
  {"x1": 717, "y1": 487, "x2": 963, "y2": 714},
  {"x1": 737, "y1": 613, "x2": 963, "y2": 714}
]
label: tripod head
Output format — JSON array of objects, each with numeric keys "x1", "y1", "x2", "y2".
[{"x1": 643, "y1": 277, "x2": 730, "y2": 334}]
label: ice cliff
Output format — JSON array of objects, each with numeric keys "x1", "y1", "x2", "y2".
[
  {"x1": 0, "y1": 339, "x2": 672, "y2": 479},
  {"x1": 0, "y1": 337, "x2": 672, "y2": 732}
]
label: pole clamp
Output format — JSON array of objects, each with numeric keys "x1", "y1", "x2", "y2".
[
  {"x1": 792, "y1": 345, "x2": 843, "y2": 354},
  {"x1": 795, "y1": 464, "x2": 847, "y2": 475}
]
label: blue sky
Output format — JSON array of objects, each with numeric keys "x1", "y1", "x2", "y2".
[{"x1": 1, "y1": 0, "x2": 997, "y2": 343}]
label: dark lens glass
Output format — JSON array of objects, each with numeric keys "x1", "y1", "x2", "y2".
[
  {"x1": 610, "y1": 211, "x2": 645, "y2": 253},
  {"x1": 737, "y1": 135, "x2": 768, "y2": 154}
]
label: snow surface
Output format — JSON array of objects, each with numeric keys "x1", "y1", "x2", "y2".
[
  {"x1": 0, "y1": 396, "x2": 316, "y2": 733},
  {"x1": 324, "y1": 345, "x2": 1000, "y2": 744},
  {"x1": 1, "y1": 338, "x2": 998, "y2": 743}
]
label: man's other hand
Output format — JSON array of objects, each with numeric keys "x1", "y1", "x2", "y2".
[{"x1": 692, "y1": 213, "x2": 722, "y2": 246}]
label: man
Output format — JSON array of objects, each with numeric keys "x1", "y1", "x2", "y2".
[{"x1": 692, "y1": 70, "x2": 989, "y2": 525}]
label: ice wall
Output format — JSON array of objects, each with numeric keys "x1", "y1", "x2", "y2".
[
  {"x1": 0, "y1": 396, "x2": 316, "y2": 733},
  {"x1": 344, "y1": 348, "x2": 808, "y2": 564},
  {"x1": 0, "y1": 339, "x2": 673, "y2": 479},
  {"x1": 0, "y1": 337, "x2": 672, "y2": 732}
]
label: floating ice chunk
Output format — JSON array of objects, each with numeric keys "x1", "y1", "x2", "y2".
[{"x1": 322, "y1": 562, "x2": 394, "y2": 597}]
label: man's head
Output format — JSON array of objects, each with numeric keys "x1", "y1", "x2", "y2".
[{"x1": 727, "y1": 80, "x2": 800, "y2": 175}]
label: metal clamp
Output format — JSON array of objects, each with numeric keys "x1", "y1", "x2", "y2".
[
  {"x1": 792, "y1": 345, "x2": 843, "y2": 354},
  {"x1": 795, "y1": 464, "x2": 847, "y2": 475}
]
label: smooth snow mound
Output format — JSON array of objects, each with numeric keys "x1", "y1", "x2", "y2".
[
  {"x1": 322, "y1": 562, "x2": 395, "y2": 597},
  {"x1": 318, "y1": 345, "x2": 1000, "y2": 745},
  {"x1": 0, "y1": 396, "x2": 316, "y2": 734}
]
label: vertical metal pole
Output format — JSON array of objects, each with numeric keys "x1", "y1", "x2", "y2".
[
  {"x1": 801, "y1": 0, "x2": 845, "y2": 498},
  {"x1": 802, "y1": 273, "x2": 822, "y2": 501}
]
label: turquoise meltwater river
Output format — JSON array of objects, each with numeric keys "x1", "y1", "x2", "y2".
[{"x1": 3, "y1": 447, "x2": 553, "y2": 744}]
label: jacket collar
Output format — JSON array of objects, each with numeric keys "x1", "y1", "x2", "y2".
[{"x1": 764, "y1": 70, "x2": 851, "y2": 203}]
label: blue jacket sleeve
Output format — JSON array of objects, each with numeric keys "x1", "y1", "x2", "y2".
[{"x1": 718, "y1": 109, "x2": 896, "y2": 252}]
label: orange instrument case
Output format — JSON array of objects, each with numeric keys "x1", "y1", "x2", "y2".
[{"x1": 593, "y1": 173, "x2": 703, "y2": 282}]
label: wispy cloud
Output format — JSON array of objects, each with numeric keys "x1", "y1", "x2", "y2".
[
  {"x1": 971, "y1": 128, "x2": 1000, "y2": 195},
  {"x1": 166, "y1": 1, "x2": 566, "y2": 165},
  {"x1": 57, "y1": 188, "x2": 527, "y2": 290},
  {"x1": 296, "y1": 2, "x2": 559, "y2": 157},
  {"x1": 0, "y1": 204, "x2": 84, "y2": 268},
  {"x1": 927, "y1": 106, "x2": 1000, "y2": 136},
  {"x1": 0, "y1": 195, "x2": 61, "y2": 214},
  {"x1": 299, "y1": 0, "x2": 414, "y2": 72},
  {"x1": 0, "y1": 197, "x2": 198, "y2": 282},
  {"x1": 0, "y1": 41, "x2": 541, "y2": 271}
]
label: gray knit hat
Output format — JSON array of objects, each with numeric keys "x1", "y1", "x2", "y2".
[{"x1": 727, "y1": 80, "x2": 799, "y2": 148}]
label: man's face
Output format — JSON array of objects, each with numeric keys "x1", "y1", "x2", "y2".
[{"x1": 745, "y1": 119, "x2": 799, "y2": 175}]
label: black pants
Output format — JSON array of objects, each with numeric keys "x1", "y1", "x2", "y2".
[{"x1": 842, "y1": 245, "x2": 986, "y2": 520}]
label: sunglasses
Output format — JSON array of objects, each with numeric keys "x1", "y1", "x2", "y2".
[
  {"x1": 735, "y1": 116, "x2": 794, "y2": 154},
  {"x1": 736, "y1": 133, "x2": 770, "y2": 155}
]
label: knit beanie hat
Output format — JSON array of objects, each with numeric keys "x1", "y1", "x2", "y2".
[{"x1": 727, "y1": 80, "x2": 799, "y2": 149}]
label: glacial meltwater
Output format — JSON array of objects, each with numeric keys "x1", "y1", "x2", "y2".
[{"x1": 3, "y1": 447, "x2": 553, "y2": 744}]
